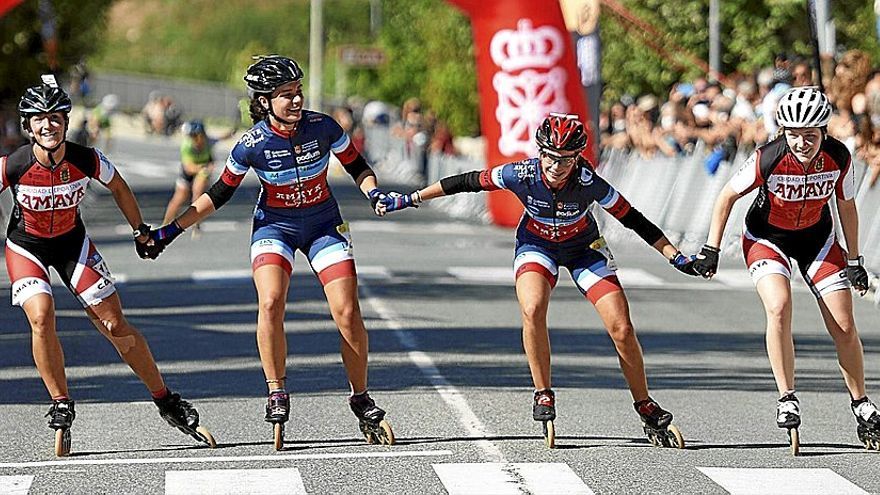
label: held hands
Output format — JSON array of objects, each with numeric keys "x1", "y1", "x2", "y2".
[
  {"x1": 133, "y1": 223, "x2": 153, "y2": 259},
  {"x1": 692, "y1": 244, "x2": 720, "y2": 279},
  {"x1": 368, "y1": 188, "x2": 388, "y2": 217},
  {"x1": 847, "y1": 256, "x2": 870, "y2": 296},
  {"x1": 369, "y1": 187, "x2": 421, "y2": 216},
  {"x1": 137, "y1": 221, "x2": 185, "y2": 260},
  {"x1": 380, "y1": 191, "x2": 421, "y2": 213},
  {"x1": 669, "y1": 251, "x2": 699, "y2": 276}
]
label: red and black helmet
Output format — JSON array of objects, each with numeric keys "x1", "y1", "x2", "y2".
[{"x1": 535, "y1": 113, "x2": 588, "y2": 157}]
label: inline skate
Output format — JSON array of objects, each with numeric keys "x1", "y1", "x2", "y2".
[
  {"x1": 46, "y1": 399, "x2": 75, "y2": 457},
  {"x1": 533, "y1": 389, "x2": 556, "y2": 449},
  {"x1": 153, "y1": 390, "x2": 216, "y2": 448},
  {"x1": 349, "y1": 391, "x2": 394, "y2": 445},
  {"x1": 634, "y1": 397, "x2": 683, "y2": 448},
  {"x1": 776, "y1": 392, "x2": 801, "y2": 456},
  {"x1": 852, "y1": 396, "x2": 880, "y2": 451},
  {"x1": 265, "y1": 390, "x2": 290, "y2": 451}
]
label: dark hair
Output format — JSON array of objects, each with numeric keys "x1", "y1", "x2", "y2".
[{"x1": 249, "y1": 94, "x2": 270, "y2": 125}]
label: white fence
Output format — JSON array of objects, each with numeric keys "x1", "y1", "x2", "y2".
[{"x1": 365, "y1": 131, "x2": 880, "y2": 274}]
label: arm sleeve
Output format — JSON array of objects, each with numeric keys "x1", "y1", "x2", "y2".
[
  {"x1": 206, "y1": 148, "x2": 249, "y2": 209},
  {"x1": 727, "y1": 151, "x2": 762, "y2": 194},
  {"x1": 440, "y1": 164, "x2": 509, "y2": 194},
  {"x1": 836, "y1": 156, "x2": 856, "y2": 200},
  {"x1": 93, "y1": 149, "x2": 117, "y2": 184}
]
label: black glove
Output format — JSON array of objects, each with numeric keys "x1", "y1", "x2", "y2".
[
  {"x1": 133, "y1": 223, "x2": 152, "y2": 259},
  {"x1": 144, "y1": 221, "x2": 185, "y2": 260},
  {"x1": 669, "y1": 251, "x2": 699, "y2": 276},
  {"x1": 693, "y1": 244, "x2": 720, "y2": 279},
  {"x1": 847, "y1": 256, "x2": 869, "y2": 295}
]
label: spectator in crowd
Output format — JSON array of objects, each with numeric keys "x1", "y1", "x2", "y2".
[{"x1": 761, "y1": 68, "x2": 792, "y2": 138}]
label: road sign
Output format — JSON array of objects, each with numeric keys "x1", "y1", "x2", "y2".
[{"x1": 339, "y1": 46, "x2": 386, "y2": 67}]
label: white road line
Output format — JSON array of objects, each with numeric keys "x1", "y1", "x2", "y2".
[
  {"x1": 0, "y1": 475, "x2": 34, "y2": 495},
  {"x1": 447, "y1": 267, "x2": 510, "y2": 284},
  {"x1": 0, "y1": 449, "x2": 452, "y2": 469},
  {"x1": 433, "y1": 463, "x2": 595, "y2": 495},
  {"x1": 697, "y1": 467, "x2": 869, "y2": 495},
  {"x1": 165, "y1": 468, "x2": 307, "y2": 495},
  {"x1": 615, "y1": 268, "x2": 664, "y2": 287},
  {"x1": 361, "y1": 285, "x2": 505, "y2": 462}
]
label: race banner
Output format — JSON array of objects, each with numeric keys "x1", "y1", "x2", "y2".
[{"x1": 446, "y1": 0, "x2": 593, "y2": 227}]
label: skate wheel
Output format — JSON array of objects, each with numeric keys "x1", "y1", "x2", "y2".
[
  {"x1": 54, "y1": 428, "x2": 71, "y2": 457},
  {"x1": 195, "y1": 426, "x2": 217, "y2": 449},
  {"x1": 273, "y1": 423, "x2": 284, "y2": 451},
  {"x1": 544, "y1": 420, "x2": 556, "y2": 449},
  {"x1": 789, "y1": 428, "x2": 799, "y2": 456},
  {"x1": 378, "y1": 419, "x2": 395, "y2": 446},
  {"x1": 667, "y1": 424, "x2": 684, "y2": 449}
]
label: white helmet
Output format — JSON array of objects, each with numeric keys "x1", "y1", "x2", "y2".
[{"x1": 775, "y1": 86, "x2": 832, "y2": 129}]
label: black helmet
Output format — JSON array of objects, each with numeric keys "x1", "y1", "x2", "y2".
[
  {"x1": 19, "y1": 75, "x2": 72, "y2": 133},
  {"x1": 244, "y1": 55, "x2": 304, "y2": 96},
  {"x1": 535, "y1": 113, "x2": 588, "y2": 157}
]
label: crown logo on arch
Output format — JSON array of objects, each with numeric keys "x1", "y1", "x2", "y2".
[{"x1": 490, "y1": 19, "x2": 565, "y2": 73}]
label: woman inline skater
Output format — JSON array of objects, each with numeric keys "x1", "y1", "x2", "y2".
[
  {"x1": 691, "y1": 86, "x2": 879, "y2": 454},
  {"x1": 162, "y1": 120, "x2": 221, "y2": 237},
  {"x1": 2, "y1": 76, "x2": 214, "y2": 456},
  {"x1": 144, "y1": 55, "x2": 394, "y2": 449},
  {"x1": 378, "y1": 113, "x2": 698, "y2": 448}
]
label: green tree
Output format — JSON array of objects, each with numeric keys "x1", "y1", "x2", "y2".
[
  {"x1": 349, "y1": 0, "x2": 478, "y2": 136},
  {"x1": 600, "y1": 0, "x2": 880, "y2": 102},
  {"x1": 0, "y1": 0, "x2": 114, "y2": 101}
]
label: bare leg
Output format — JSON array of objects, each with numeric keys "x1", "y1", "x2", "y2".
[
  {"x1": 593, "y1": 290, "x2": 649, "y2": 402},
  {"x1": 23, "y1": 294, "x2": 68, "y2": 398},
  {"x1": 85, "y1": 292, "x2": 165, "y2": 393},
  {"x1": 755, "y1": 274, "x2": 795, "y2": 395},
  {"x1": 253, "y1": 265, "x2": 290, "y2": 393},
  {"x1": 817, "y1": 289, "x2": 866, "y2": 399},
  {"x1": 515, "y1": 272, "x2": 553, "y2": 390},
  {"x1": 163, "y1": 184, "x2": 190, "y2": 225},
  {"x1": 324, "y1": 276, "x2": 369, "y2": 394}
]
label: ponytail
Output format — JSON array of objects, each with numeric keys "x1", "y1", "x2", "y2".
[{"x1": 249, "y1": 94, "x2": 270, "y2": 125}]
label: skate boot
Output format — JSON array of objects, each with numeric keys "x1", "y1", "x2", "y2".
[
  {"x1": 349, "y1": 391, "x2": 394, "y2": 445},
  {"x1": 851, "y1": 396, "x2": 880, "y2": 451},
  {"x1": 265, "y1": 390, "x2": 289, "y2": 451},
  {"x1": 533, "y1": 389, "x2": 556, "y2": 448},
  {"x1": 46, "y1": 399, "x2": 75, "y2": 457},
  {"x1": 776, "y1": 392, "x2": 800, "y2": 455},
  {"x1": 634, "y1": 397, "x2": 683, "y2": 448},
  {"x1": 153, "y1": 390, "x2": 216, "y2": 448}
]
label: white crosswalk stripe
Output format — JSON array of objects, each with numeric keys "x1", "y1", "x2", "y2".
[
  {"x1": 697, "y1": 467, "x2": 869, "y2": 495},
  {"x1": 0, "y1": 476, "x2": 34, "y2": 495},
  {"x1": 164, "y1": 468, "x2": 307, "y2": 495},
  {"x1": 432, "y1": 463, "x2": 595, "y2": 495}
]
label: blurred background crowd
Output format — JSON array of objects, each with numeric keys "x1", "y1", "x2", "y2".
[{"x1": 599, "y1": 49, "x2": 880, "y2": 188}]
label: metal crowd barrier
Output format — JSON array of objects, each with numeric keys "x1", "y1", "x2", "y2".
[{"x1": 363, "y1": 129, "x2": 880, "y2": 274}]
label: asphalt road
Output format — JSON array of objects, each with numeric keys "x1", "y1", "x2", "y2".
[{"x1": 1, "y1": 135, "x2": 879, "y2": 494}]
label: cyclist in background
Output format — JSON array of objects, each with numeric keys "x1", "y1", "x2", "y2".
[{"x1": 162, "y1": 120, "x2": 217, "y2": 236}]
